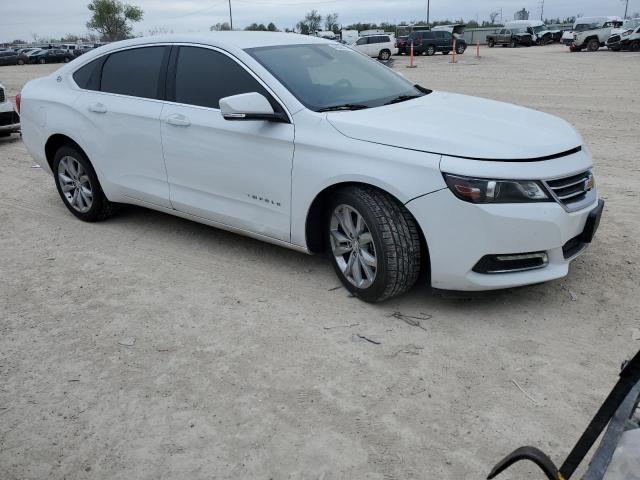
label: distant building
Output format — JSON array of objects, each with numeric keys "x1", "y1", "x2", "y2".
[{"x1": 514, "y1": 8, "x2": 530, "y2": 20}]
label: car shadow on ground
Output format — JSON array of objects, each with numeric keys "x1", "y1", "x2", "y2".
[{"x1": 107, "y1": 204, "x2": 573, "y2": 311}]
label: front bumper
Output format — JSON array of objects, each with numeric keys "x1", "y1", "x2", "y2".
[{"x1": 406, "y1": 188, "x2": 602, "y2": 291}]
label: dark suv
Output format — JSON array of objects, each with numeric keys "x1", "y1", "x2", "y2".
[
  {"x1": 0, "y1": 51, "x2": 29, "y2": 66},
  {"x1": 406, "y1": 30, "x2": 467, "y2": 56}
]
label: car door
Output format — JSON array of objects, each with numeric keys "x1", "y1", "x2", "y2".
[
  {"x1": 354, "y1": 37, "x2": 367, "y2": 54},
  {"x1": 72, "y1": 45, "x2": 171, "y2": 208},
  {"x1": 160, "y1": 45, "x2": 295, "y2": 242}
]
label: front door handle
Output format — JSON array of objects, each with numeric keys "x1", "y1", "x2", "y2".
[
  {"x1": 88, "y1": 102, "x2": 107, "y2": 114},
  {"x1": 166, "y1": 114, "x2": 191, "y2": 127}
]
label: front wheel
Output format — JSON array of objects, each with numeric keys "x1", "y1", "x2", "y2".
[
  {"x1": 64, "y1": 57, "x2": 70, "y2": 63},
  {"x1": 631, "y1": 41, "x2": 640, "y2": 52},
  {"x1": 53, "y1": 145, "x2": 117, "y2": 222},
  {"x1": 587, "y1": 39, "x2": 600, "y2": 51},
  {"x1": 39, "y1": 58, "x2": 45, "y2": 64},
  {"x1": 327, "y1": 187, "x2": 422, "y2": 302},
  {"x1": 510, "y1": 39, "x2": 517, "y2": 48},
  {"x1": 17, "y1": 59, "x2": 25, "y2": 65},
  {"x1": 425, "y1": 45, "x2": 436, "y2": 56},
  {"x1": 488, "y1": 39, "x2": 495, "y2": 48}
]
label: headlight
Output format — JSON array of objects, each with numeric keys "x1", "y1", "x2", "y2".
[{"x1": 443, "y1": 174, "x2": 550, "y2": 204}]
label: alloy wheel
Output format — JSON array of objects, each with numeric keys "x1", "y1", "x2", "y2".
[
  {"x1": 57, "y1": 156, "x2": 93, "y2": 213},
  {"x1": 330, "y1": 204, "x2": 377, "y2": 289}
]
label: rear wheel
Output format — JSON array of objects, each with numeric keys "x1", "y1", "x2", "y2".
[
  {"x1": 631, "y1": 41, "x2": 640, "y2": 52},
  {"x1": 587, "y1": 39, "x2": 600, "y2": 51},
  {"x1": 39, "y1": 58, "x2": 45, "y2": 64},
  {"x1": 425, "y1": 45, "x2": 436, "y2": 56},
  {"x1": 456, "y1": 43, "x2": 466, "y2": 54},
  {"x1": 53, "y1": 145, "x2": 117, "y2": 222},
  {"x1": 17, "y1": 59, "x2": 25, "y2": 65},
  {"x1": 510, "y1": 39, "x2": 517, "y2": 48},
  {"x1": 488, "y1": 39, "x2": 495, "y2": 48},
  {"x1": 327, "y1": 187, "x2": 422, "y2": 303},
  {"x1": 378, "y1": 49, "x2": 391, "y2": 61},
  {"x1": 64, "y1": 57, "x2": 70, "y2": 63}
]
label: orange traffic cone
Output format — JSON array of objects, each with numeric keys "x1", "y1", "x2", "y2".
[{"x1": 407, "y1": 41, "x2": 417, "y2": 68}]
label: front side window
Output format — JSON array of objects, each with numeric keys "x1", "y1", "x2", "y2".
[
  {"x1": 173, "y1": 46, "x2": 270, "y2": 109},
  {"x1": 247, "y1": 43, "x2": 428, "y2": 112},
  {"x1": 356, "y1": 38, "x2": 367, "y2": 45},
  {"x1": 101, "y1": 46, "x2": 166, "y2": 99}
]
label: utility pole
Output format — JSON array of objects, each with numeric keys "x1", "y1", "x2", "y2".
[
  {"x1": 540, "y1": 0, "x2": 545, "y2": 21},
  {"x1": 228, "y1": 0, "x2": 233, "y2": 30},
  {"x1": 426, "y1": 0, "x2": 430, "y2": 26},
  {"x1": 624, "y1": 0, "x2": 629, "y2": 18}
]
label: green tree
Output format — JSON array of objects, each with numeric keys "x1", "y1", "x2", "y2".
[
  {"x1": 210, "y1": 22, "x2": 232, "y2": 31},
  {"x1": 298, "y1": 10, "x2": 322, "y2": 34},
  {"x1": 86, "y1": 0, "x2": 143, "y2": 41},
  {"x1": 324, "y1": 12, "x2": 339, "y2": 32},
  {"x1": 267, "y1": 22, "x2": 278, "y2": 32},
  {"x1": 245, "y1": 23, "x2": 267, "y2": 31}
]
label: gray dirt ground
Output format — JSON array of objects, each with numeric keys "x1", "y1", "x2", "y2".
[{"x1": 1, "y1": 45, "x2": 639, "y2": 480}]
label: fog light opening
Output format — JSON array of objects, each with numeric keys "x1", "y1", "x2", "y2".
[{"x1": 473, "y1": 252, "x2": 549, "y2": 274}]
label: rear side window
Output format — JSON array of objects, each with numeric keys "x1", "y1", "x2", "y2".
[
  {"x1": 73, "y1": 58, "x2": 103, "y2": 90},
  {"x1": 101, "y1": 46, "x2": 166, "y2": 99},
  {"x1": 173, "y1": 46, "x2": 270, "y2": 109}
]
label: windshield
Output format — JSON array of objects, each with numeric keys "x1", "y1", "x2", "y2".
[
  {"x1": 532, "y1": 25, "x2": 548, "y2": 33},
  {"x1": 246, "y1": 43, "x2": 428, "y2": 112}
]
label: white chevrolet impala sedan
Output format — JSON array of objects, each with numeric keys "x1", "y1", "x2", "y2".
[{"x1": 19, "y1": 32, "x2": 603, "y2": 302}]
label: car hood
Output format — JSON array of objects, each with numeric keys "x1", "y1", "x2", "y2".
[{"x1": 326, "y1": 91, "x2": 582, "y2": 160}]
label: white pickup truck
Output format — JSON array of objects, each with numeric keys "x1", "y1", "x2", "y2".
[{"x1": 570, "y1": 26, "x2": 612, "y2": 51}]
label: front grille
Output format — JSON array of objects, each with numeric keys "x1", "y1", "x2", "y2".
[
  {"x1": 608, "y1": 35, "x2": 621, "y2": 44},
  {"x1": 544, "y1": 170, "x2": 595, "y2": 211},
  {"x1": 0, "y1": 88, "x2": 5, "y2": 103}
]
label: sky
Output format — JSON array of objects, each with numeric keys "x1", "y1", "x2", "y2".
[{"x1": 0, "y1": 0, "x2": 636, "y2": 42}]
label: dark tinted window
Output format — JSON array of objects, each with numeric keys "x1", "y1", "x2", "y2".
[
  {"x1": 101, "y1": 46, "x2": 165, "y2": 99},
  {"x1": 73, "y1": 58, "x2": 103, "y2": 90},
  {"x1": 174, "y1": 46, "x2": 269, "y2": 109}
]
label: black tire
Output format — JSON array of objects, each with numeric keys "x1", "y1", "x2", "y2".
[
  {"x1": 587, "y1": 39, "x2": 600, "y2": 52},
  {"x1": 488, "y1": 39, "x2": 495, "y2": 48},
  {"x1": 39, "y1": 58, "x2": 46, "y2": 64},
  {"x1": 17, "y1": 59, "x2": 25, "y2": 65},
  {"x1": 52, "y1": 145, "x2": 117, "y2": 222},
  {"x1": 510, "y1": 39, "x2": 517, "y2": 48},
  {"x1": 378, "y1": 49, "x2": 391, "y2": 61},
  {"x1": 631, "y1": 41, "x2": 640, "y2": 52},
  {"x1": 425, "y1": 45, "x2": 436, "y2": 56},
  {"x1": 326, "y1": 186, "x2": 422, "y2": 302},
  {"x1": 64, "y1": 57, "x2": 70, "y2": 63},
  {"x1": 456, "y1": 43, "x2": 466, "y2": 54}
]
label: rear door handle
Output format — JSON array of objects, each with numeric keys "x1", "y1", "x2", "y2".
[
  {"x1": 166, "y1": 114, "x2": 191, "y2": 127},
  {"x1": 88, "y1": 102, "x2": 107, "y2": 114}
]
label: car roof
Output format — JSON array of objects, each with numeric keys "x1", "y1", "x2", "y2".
[{"x1": 92, "y1": 32, "x2": 330, "y2": 53}]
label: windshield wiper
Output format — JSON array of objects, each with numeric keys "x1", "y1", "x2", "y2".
[
  {"x1": 317, "y1": 104, "x2": 370, "y2": 112},
  {"x1": 384, "y1": 94, "x2": 424, "y2": 105}
]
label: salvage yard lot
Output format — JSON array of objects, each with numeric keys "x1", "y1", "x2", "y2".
[{"x1": 1, "y1": 45, "x2": 639, "y2": 479}]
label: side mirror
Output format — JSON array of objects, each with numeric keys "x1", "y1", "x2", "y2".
[{"x1": 219, "y1": 92, "x2": 285, "y2": 122}]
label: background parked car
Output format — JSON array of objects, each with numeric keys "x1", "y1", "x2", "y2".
[
  {"x1": 406, "y1": 30, "x2": 467, "y2": 56},
  {"x1": 487, "y1": 28, "x2": 534, "y2": 47},
  {"x1": 352, "y1": 34, "x2": 395, "y2": 60},
  {"x1": 607, "y1": 25, "x2": 640, "y2": 51},
  {"x1": 29, "y1": 49, "x2": 74, "y2": 64},
  {"x1": 395, "y1": 35, "x2": 409, "y2": 55},
  {"x1": 0, "y1": 51, "x2": 29, "y2": 66},
  {"x1": 0, "y1": 82, "x2": 20, "y2": 136}
]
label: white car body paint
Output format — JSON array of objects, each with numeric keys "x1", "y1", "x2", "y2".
[{"x1": 20, "y1": 32, "x2": 602, "y2": 292}]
